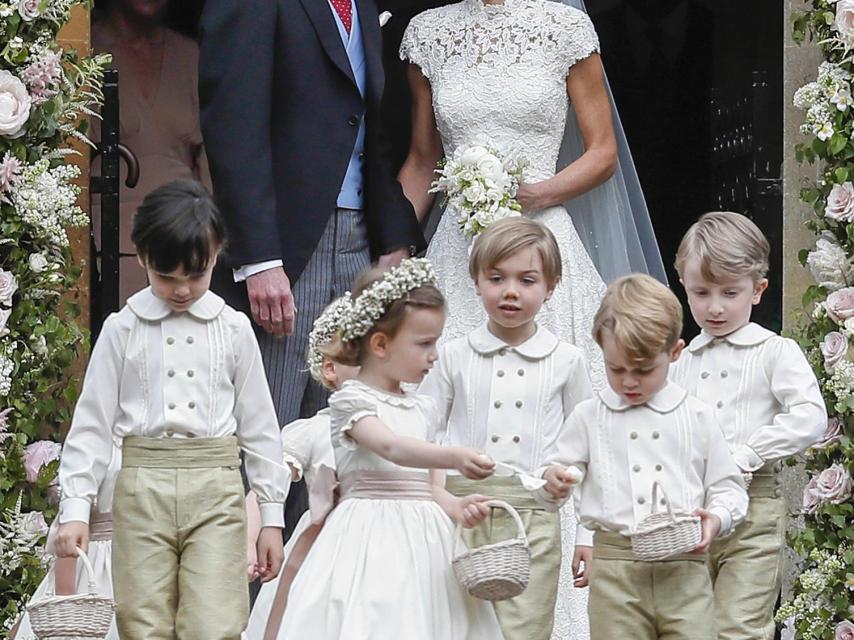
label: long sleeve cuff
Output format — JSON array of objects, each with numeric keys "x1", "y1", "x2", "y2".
[
  {"x1": 59, "y1": 497, "x2": 92, "y2": 524},
  {"x1": 233, "y1": 259, "x2": 284, "y2": 283},
  {"x1": 576, "y1": 524, "x2": 594, "y2": 547},
  {"x1": 732, "y1": 445, "x2": 764, "y2": 473},
  {"x1": 258, "y1": 501, "x2": 285, "y2": 529},
  {"x1": 709, "y1": 506, "x2": 733, "y2": 538}
]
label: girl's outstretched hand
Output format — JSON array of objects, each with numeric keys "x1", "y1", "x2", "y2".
[
  {"x1": 453, "y1": 448, "x2": 495, "y2": 479},
  {"x1": 450, "y1": 494, "x2": 492, "y2": 528},
  {"x1": 255, "y1": 527, "x2": 285, "y2": 583}
]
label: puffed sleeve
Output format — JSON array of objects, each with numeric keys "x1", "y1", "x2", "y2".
[
  {"x1": 399, "y1": 13, "x2": 433, "y2": 79},
  {"x1": 552, "y1": 6, "x2": 600, "y2": 73},
  {"x1": 329, "y1": 383, "x2": 380, "y2": 450},
  {"x1": 280, "y1": 416, "x2": 319, "y2": 480}
]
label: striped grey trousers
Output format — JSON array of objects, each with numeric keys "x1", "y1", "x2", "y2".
[{"x1": 257, "y1": 208, "x2": 370, "y2": 424}]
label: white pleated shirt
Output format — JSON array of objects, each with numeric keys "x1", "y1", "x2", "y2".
[
  {"x1": 58, "y1": 288, "x2": 288, "y2": 528},
  {"x1": 545, "y1": 382, "x2": 748, "y2": 543},
  {"x1": 420, "y1": 324, "x2": 593, "y2": 474},
  {"x1": 670, "y1": 323, "x2": 827, "y2": 472}
]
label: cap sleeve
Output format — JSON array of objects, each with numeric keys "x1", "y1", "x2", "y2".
[
  {"x1": 329, "y1": 383, "x2": 381, "y2": 450},
  {"x1": 280, "y1": 416, "x2": 318, "y2": 479},
  {"x1": 399, "y1": 14, "x2": 433, "y2": 79},
  {"x1": 553, "y1": 7, "x2": 600, "y2": 74}
]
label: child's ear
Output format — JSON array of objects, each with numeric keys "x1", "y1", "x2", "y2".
[
  {"x1": 669, "y1": 338, "x2": 685, "y2": 363},
  {"x1": 752, "y1": 278, "x2": 769, "y2": 305},
  {"x1": 321, "y1": 359, "x2": 338, "y2": 388},
  {"x1": 369, "y1": 332, "x2": 389, "y2": 357}
]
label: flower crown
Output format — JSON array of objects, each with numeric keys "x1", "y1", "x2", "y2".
[
  {"x1": 306, "y1": 295, "x2": 353, "y2": 381},
  {"x1": 341, "y1": 258, "x2": 437, "y2": 342}
]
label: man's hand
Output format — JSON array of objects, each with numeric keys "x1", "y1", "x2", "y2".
[
  {"x1": 691, "y1": 508, "x2": 721, "y2": 553},
  {"x1": 572, "y1": 546, "x2": 592, "y2": 588},
  {"x1": 55, "y1": 521, "x2": 89, "y2": 557},
  {"x1": 255, "y1": 526, "x2": 285, "y2": 583},
  {"x1": 246, "y1": 267, "x2": 295, "y2": 337},
  {"x1": 378, "y1": 247, "x2": 410, "y2": 268}
]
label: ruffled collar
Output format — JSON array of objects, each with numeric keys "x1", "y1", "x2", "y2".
[
  {"x1": 598, "y1": 381, "x2": 688, "y2": 414},
  {"x1": 686, "y1": 322, "x2": 775, "y2": 354},
  {"x1": 467, "y1": 323, "x2": 559, "y2": 359},
  {"x1": 126, "y1": 287, "x2": 225, "y2": 322},
  {"x1": 341, "y1": 379, "x2": 418, "y2": 408}
]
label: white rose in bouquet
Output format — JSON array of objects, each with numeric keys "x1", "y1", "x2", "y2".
[
  {"x1": 459, "y1": 145, "x2": 489, "y2": 166},
  {"x1": 0, "y1": 269, "x2": 18, "y2": 305},
  {"x1": 477, "y1": 155, "x2": 506, "y2": 184},
  {"x1": 836, "y1": 0, "x2": 854, "y2": 41},
  {"x1": 807, "y1": 235, "x2": 854, "y2": 290},
  {"x1": 0, "y1": 70, "x2": 31, "y2": 138},
  {"x1": 28, "y1": 252, "x2": 48, "y2": 273},
  {"x1": 463, "y1": 181, "x2": 486, "y2": 205},
  {"x1": 825, "y1": 182, "x2": 854, "y2": 222}
]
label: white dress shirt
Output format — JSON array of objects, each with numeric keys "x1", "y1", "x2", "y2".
[
  {"x1": 58, "y1": 288, "x2": 288, "y2": 528},
  {"x1": 545, "y1": 382, "x2": 748, "y2": 543},
  {"x1": 671, "y1": 323, "x2": 827, "y2": 472},
  {"x1": 420, "y1": 323, "x2": 593, "y2": 473}
]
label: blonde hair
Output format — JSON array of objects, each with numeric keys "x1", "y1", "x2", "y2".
[
  {"x1": 323, "y1": 265, "x2": 445, "y2": 367},
  {"x1": 593, "y1": 274, "x2": 683, "y2": 364},
  {"x1": 313, "y1": 337, "x2": 347, "y2": 391},
  {"x1": 469, "y1": 218, "x2": 562, "y2": 287},
  {"x1": 675, "y1": 211, "x2": 770, "y2": 283}
]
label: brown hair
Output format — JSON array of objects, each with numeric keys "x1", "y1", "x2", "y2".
[
  {"x1": 675, "y1": 211, "x2": 770, "y2": 283},
  {"x1": 468, "y1": 217, "x2": 562, "y2": 287},
  {"x1": 324, "y1": 265, "x2": 445, "y2": 366},
  {"x1": 593, "y1": 274, "x2": 683, "y2": 364}
]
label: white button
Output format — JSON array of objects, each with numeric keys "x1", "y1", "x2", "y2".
[
  {"x1": 633, "y1": 465, "x2": 641, "y2": 472},
  {"x1": 652, "y1": 432, "x2": 660, "y2": 439},
  {"x1": 165, "y1": 429, "x2": 174, "y2": 437},
  {"x1": 716, "y1": 400, "x2": 724, "y2": 408},
  {"x1": 188, "y1": 401, "x2": 196, "y2": 409},
  {"x1": 187, "y1": 370, "x2": 194, "y2": 378},
  {"x1": 701, "y1": 371, "x2": 710, "y2": 379},
  {"x1": 720, "y1": 370, "x2": 728, "y2": 378},
  {"x1": 630, "y1": 432, "x2": 638, "y2": 439},
  {"x1": 498, "y1": 348, "x2": 507, "y2": 356},
  {"x1": 491, "y1": 435, "x2": 500, "y2": 443},
  {"x1": 186, "y1": 336, "x2": 194, "y2": 344},
  {"x1": 497, "y1": 370, "x2": 505, "y2": 378},
  {"x1": 512, "y1": 435, "x2": 520, "y2": 443},
  {"x1": 517, "y1": 369, "x2": 525, "y2": 377},
  {"x1": 166, "y1": 337, "x2": 175, "y2": 345},
  {"x1": 494, "y1": 400, "x2": 502, "y2": 409},
  {"x1": 168, "y1": 402, "x2": 176, "y2": 410},
  {"x1": 167, "y1": 369, "x2": 175, "y2": 377},
  {"x1": 515, "y1": 400, "x2": 523, "y2": 408},
  {"x1": 637, "y1": 497, "x2": 646, "y2": 505},
  {"x1": 655, "y1": 464, "x2": 662, "y2": 471}
]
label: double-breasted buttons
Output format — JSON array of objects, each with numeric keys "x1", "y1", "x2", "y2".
[
  {"x1": 168, "y1": 402, "x2": 176, "y2": 410},
  {"x1": 166, "y1": 337, "x2": 175, "y2": 345},
  {"x1": 491, "y1": 435, "x2": 500, "y2": 443},
  {"x1": 515, "y1": 400, "x2": 523, "y2": 408},
  {"x1": 720, "y1": 370, "x2": 728, "y2": 378},
  {"x1": 186, "y1": 336, "x2": 194, "y2": 344},
  {"x1": 630, "y1": 432, "x2": 638, "y2": 439},
  {"x1": 188, "y1": 401, "x2": 196, "y2": 409},
  {"x1": 637, "y1": 497, "x2": 646, "y2": 505},
  {"x1": 494, "y1": 400, "x2": 502, "y2": 409},
  {"x1": 633, "y1": 464, "x2": 641, "y2": 472},
  {"x1": 187, "y1": 370, "x2": 194, "y2": 378},
  {"x1": 655, "y1": 464, "x2": 662, "y2": 471},
  {"x1": 701, "y1": 371, "x2": 710, "y2": 379},
  {"x1": 497, "y1": 370, "x2": 505, "y2": 378},
  {"x1": 716, "y1": 400, "x2": 724, "y2": 408},
  {"x1": 517, "y1": 369, "x2": 525, "y2": 377},
  {"x1": 165, "y1": 429, "x2": 174, "y2": 437},
  {"x1": 512, "y1": 435, "x2": 521, "y2": 443},
  {"x1": 652, "y1": 432, "x2": 660, "y2": 440},
  {"x1": 167, "y1": 369, "x2": 175, "y2": 377}
]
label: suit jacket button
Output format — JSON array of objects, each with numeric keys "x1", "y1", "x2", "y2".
[{"x1": 348, "y1": 115, "x2": 359, "y2": 126}]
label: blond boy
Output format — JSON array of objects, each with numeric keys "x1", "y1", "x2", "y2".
[
  {"x1": 420, "y1": 218, "x2": 593, "y2": 640},
  {"x1": 542, "y1": 274, "x2": 748, "y2": 640},
  {"x1": 671, "y1": 212, "x2": 826, "y2": 640}
]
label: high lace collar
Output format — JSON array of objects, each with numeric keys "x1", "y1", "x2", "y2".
[{"x1": 464, "y1": 0, "x2": 524, "y2": 17}]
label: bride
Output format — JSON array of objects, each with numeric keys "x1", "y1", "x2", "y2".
[{"x1": 398, "y1": 1, "x2": 664, "y2": 638}]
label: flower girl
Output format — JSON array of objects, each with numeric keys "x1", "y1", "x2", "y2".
[
  {"x1": 243, "y1": 297, "x2": 359, "y2": 639},
  {"x1": 276, "y1": 259, "x2": 505, "y2": 639}
]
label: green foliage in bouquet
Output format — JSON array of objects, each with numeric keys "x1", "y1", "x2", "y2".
[{"x1": 0, "y1": 0, "x2": 109, "y2": 630}]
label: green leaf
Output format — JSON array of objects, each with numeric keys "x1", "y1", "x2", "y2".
[
  {"x1": 836, "y1": 167, "x2": 850, "y2": 183},
  {"x1": 830, "y1": 134, "x2": 848, "y2": 156}
]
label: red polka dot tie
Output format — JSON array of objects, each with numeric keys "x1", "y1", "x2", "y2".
[{"x1": 330, "y1": 0, "x2": 352, "y2": 33}]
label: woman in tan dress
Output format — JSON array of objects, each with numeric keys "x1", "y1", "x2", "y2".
[{"x1": 92, "y1": 0, "x2": 211, "y2": 303}]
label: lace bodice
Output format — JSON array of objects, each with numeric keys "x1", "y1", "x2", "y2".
[{"x1": 400, "y1": 0, "x2": 599, "y2": 180}]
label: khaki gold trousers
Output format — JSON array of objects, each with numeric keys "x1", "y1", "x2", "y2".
[
  {"x1": 589, "y1": 531, "x2": 716, "y2": 640},
  {"x1": 447, "y1": 475, "x2": 561, "y2": 640},
  {"x1": 709, "y1": 466, "x2": 786, "y2": 640},
  {"x1": 112, "y1": 436, "x2": 248, "y2": 640}
]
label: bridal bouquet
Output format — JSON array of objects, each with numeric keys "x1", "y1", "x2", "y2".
[{"x1": 430, "y1": 144, "x2": 526, "y2": 240}]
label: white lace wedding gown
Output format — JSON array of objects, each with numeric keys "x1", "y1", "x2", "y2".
[{"x1": 401, "y1": 2, "x2": 607, "y2": 637}]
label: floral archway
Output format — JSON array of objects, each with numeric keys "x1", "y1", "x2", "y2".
[
  {"x1": 0, "y1": 0, "x2": 107, "y2": 630},
  {"x1": 779, "y1": 1, "x2": 854, "y2": 638}
]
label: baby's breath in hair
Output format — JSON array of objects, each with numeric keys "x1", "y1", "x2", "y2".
[
  {"x1": 341, "y1": 258, "x2": 438, "y2": 341},
  {"x1": 306, "y1": 295, "x2": 353, "y2": 382}
]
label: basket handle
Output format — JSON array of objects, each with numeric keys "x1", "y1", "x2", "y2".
[
  {"x1": 452, "y1": 499, "x2": 527, "y2": 557},
  {"x1": 45, "y1": 546, "x2": 98, "y2": 597},
  {"x1": 650, "y1": 482, "x2": 677, "y2": 522}
]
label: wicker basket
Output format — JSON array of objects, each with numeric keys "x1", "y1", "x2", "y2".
[
  {"x1": 27, "y1": 547, "x2": 115, "y2": 640},
  {"x1": 452, "y1": 500, "x2": 531, "y2": 601},
  {"x1": 629, "y1": 481, "x2": 702, "y2": 561}
]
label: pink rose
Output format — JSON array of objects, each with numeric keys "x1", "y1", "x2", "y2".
[
  {"x1": 837, "y1": 0, "x2": 854, "y2": 40},
  {"x1": 23, "y1": 440, "x2": 61, "y2": 484},
  {"x1": 21, "y1": 510, "x2": 47, "y2": 535},
  {"x1": 805, "y1": 463, "x2": 853, "y2": 513},
  {"x1": 826, "y1": 182, "x2": 854, "y2": 222},
  {"x1": 827, "y1": 287, "x2": 854, "y2": 322},
  {"x1": 822, "y1": 331, "x2": 850, "y2": 372},
  {"x1": 0, "y1": 268, "x2": 17, "y2": 306},
  {"x1": 836, "y1": 620, "x2": 854, "y2": 640},
  {"x1": 814, "y1": 417, "x2": 846, "y2": 450}
]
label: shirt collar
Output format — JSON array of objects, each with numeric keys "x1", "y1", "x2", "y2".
[
  {"x1": 598, "y1": 381, "x2": 688, "y2": 414},
  {"x1": 126, "y1": 287, "x2": 226, "y2": 322},
  {"x1": 686, "y1": 322, "x2": 775, "y2": 353},
  {"x1": 467, "y1": 323, "x2": 559, "y2": 359}
]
